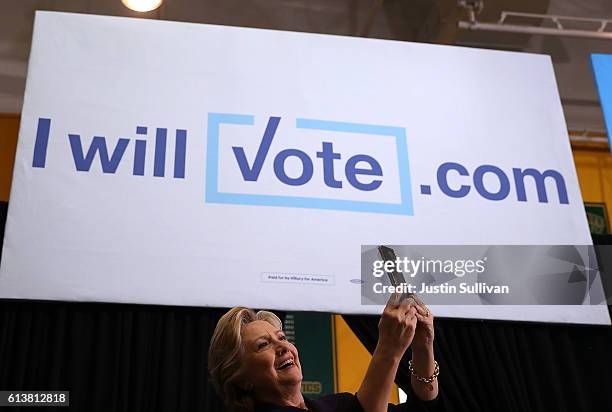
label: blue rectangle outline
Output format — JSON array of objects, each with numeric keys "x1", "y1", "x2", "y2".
[
  {"x1": 591, "y1": 54, "x2": 612, "y2": 155},
  {"x1": 205, "y1": 113, "x2": 413, "y2": 215}
]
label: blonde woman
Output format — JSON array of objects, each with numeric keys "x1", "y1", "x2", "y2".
[{"x1": 208, "y1": 296, "x2": 440, "y2": 412}]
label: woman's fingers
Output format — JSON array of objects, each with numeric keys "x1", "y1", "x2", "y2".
[
  {"x1": 378, "y1": 295, "x2": 421, "y2": 357},
  {"x1": 385, "y1": 292, "x2": 430, "y2": 317},
  {"x1": 415, "y1": 312, "x2": 431, "y2": 323},
  {"x1": 402, "y1": 305, "x2": 416, "y2": 320},
  {"x1": 398, "y1": 298, "x2": 413, "y2": 313},
  {"x1": 408, "y1": 294, "x2": 432, "y2": 318},
  {"x1": 385, "y1": 291, "x2": 402, "y2": 309},
  {"x1": 384, "y1": 293, "x2": 428, "y2": 330},
  {"x1": 413, "y1": 303, "x2": 428, "y2": 317},
  {"x1": 404, "y1": 306, "x2": 418, "y2": 326},
  {"x1": 411, "y1": 293, "x2": 425, "y2": 306}
]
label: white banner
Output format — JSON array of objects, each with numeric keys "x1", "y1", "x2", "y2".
[{"x1": 1, "y1": 12, "x2": 608, "y2": 325}]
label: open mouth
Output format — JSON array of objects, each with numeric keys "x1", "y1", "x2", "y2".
[{"x1": 276, "y1": 359, "x2": 295, "y2": 370}]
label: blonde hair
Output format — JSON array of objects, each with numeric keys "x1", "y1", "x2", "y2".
[{"x1": 208, "y1": 307, "x2": 283, "y2": 412}]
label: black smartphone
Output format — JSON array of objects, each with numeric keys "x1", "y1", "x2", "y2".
[{"x1": 377, "y1": 245, "x2": 414, "y2": 303}]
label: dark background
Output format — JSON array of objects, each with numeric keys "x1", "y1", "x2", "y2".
[{"x1": 1, "y1": 201, "x2": 611, "y2": 411}]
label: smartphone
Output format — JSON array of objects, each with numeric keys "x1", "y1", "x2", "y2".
[{"x1": 377, "y1": 245, "x2": 415, "y2": 304}]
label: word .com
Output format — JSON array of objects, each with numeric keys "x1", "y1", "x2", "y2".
[{"x1": 30, "y1": 115, "x2": 569, "y2": 215}]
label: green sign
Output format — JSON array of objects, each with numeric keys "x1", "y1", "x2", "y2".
[
  {"x1": 585, "y1": 203, "x2": 609, "y2": 235},
  {"x1": 284, "y1": 312, "x2": 336, "y2": 397}
]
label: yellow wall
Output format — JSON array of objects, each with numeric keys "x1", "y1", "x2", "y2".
[
  {"x1": 334, "y1": 315, "x2": 399, "y2": 403},
  {"x1": 0, "y1": 114, "x2": 19, "y2": 202},
  {"x1": 573, "y1": 145, "x2": 612, "y2": 225}
]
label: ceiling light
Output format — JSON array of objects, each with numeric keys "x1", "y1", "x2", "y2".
[{"x1": 122, "y1": 0, "x2": 163, "y2": 12}]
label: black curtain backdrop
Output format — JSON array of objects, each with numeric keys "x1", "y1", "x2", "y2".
[
  {"x1": 0, "y1": 300, "x2": 229, "y2": 412},
  {"x1": 1, "y1": 200, "x2": 612, "y2": 411},
  {"x1": 342, "y1": 312, "x2": 612, "y2": 412}
]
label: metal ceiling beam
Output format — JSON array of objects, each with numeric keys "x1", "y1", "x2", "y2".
[
  {"x1": 459, "y1": 20, "x2": 612, "y2": 40},
  {"x1": 458, "y1": 2, "x2": 612, "y2": 40}
]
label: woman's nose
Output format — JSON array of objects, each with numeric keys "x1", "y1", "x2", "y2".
[{"x1": 276, "y1": 345, "x2": 288, "y2": 355}]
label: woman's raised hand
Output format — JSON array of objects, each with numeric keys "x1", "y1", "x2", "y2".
[
  {"x1": 376, "y1": 293, "x2": 418, "y2": 360},
  {"x1": 411, "y1": 294, "x2": 435, "y2": 349}
]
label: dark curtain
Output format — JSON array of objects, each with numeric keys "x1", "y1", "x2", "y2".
[{"x1": 0, "y1": 300, "x2": 229, "y2": 412}]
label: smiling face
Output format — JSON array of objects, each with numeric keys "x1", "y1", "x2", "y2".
[{"x1": 239, "y1": 320, "x2": 303, "y2": 402}]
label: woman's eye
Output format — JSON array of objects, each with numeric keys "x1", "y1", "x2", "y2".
[
  {"x1": 279, "y1": 335, "x2": 287, "y2": 341},
  {"x1": 258, "y1": 341, "x2": 268, "y2": 349}
]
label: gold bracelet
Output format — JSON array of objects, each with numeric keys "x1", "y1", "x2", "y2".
[{"x1": 408, "y1": 360, "x2": 439, "y2": 384}]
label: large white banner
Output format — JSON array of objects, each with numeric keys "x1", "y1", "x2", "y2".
[{"x1": 1, "y1": 12, "x2": 609, "y2": 325}]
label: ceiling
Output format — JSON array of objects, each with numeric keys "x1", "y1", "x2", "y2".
[{"x1": 1, "y1": 0, "x2": 610, "y2": 132}]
